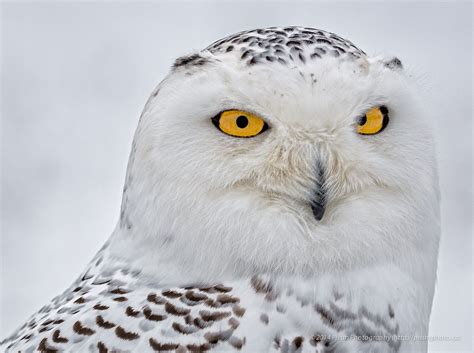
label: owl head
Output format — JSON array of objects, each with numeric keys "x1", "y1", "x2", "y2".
[{"x1": 111, "y1": 27, "x2": 440, "y2": 284}]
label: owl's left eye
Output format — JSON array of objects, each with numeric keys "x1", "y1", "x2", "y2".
[
  {"x1": 212, "y1": 110, "x2": 269, "y2": 138},
  {"x1": 356, "y1": 106, "x2": 389, "y2": 135}
]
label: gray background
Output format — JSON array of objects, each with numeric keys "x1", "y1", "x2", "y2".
[{"x1": 1, "y1": 1, "x2": 472, "y2": 351}]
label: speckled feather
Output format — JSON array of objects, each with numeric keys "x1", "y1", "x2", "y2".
[
  {"x1": 2, "y1": 243, "x2": 401, "y2": 352},
  {"x1": 205, "y1": 26, "x2": 366, "y2": 66}
]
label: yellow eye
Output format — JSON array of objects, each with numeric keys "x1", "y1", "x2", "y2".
[
  {"x1": 356, "y1": 106, "x2": 389, "y2": 135},
  {"x1": 212, "y1": 110, "x2": 268, "y2": 138}
]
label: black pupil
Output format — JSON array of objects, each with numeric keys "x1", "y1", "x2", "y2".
[
  {"x1": 358, "y1": 114, "x2": 367, "y2": 126},
  {"x1": 236, "y1": 115, "x2": 249, "y2": 128}
]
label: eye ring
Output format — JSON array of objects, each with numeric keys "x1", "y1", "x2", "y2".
[
  {"x1": 356, "y1": 106, "x2": 389, "y2": 135},
  {"x1": 212, "y1": 109, "x2": 269, "y2": 138}
]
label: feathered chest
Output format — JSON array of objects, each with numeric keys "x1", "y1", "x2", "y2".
[{"x1": 3, "y1": 260, "x2": 423, "y2": 353}]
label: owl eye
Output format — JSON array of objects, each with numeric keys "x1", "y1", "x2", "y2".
[
  {"x1": 356, "y1": 106, "x2": 389, "y2": 135},
  {"x1": 212, "y1": 110, "x2": 269, "y2": 138}
]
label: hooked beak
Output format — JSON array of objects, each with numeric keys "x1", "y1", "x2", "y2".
[{"x1": 311, "y1": 199, "x2": 326, "y2": 221}]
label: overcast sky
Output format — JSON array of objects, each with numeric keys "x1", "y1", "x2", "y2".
[{"x1": 1, "y1": 2, "x2": 472, "y2": 351}]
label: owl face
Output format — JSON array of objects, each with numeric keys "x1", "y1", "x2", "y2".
[{"x1": 121, "y1": 28, "x2": 439, "y2": 277}]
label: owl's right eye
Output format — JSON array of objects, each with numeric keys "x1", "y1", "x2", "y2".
[{"x1": 212, "y1": 110, "x2": 269, "y2": 138}]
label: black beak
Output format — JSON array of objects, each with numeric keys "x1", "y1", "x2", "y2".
[
  {"x1": 311, "y1": 200, "x2": 326, "y2": 221},
  {"x1": 310, "y1": 163, "x2": 326, "y2": 221}
]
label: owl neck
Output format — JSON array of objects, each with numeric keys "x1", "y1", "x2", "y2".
[{"x1": 103, "y1": 191, "x2": 440, "y2": 296}]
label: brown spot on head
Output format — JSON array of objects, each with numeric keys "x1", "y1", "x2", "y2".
[
  {"x1": 260, "y1": 313, "x2": 269, "y2": 325},
  {"x1": 115, "y1": 326, "x2": 140, "y2": 340},
  {"x1": 384, "y1": 56, "x2": 403, "y2": 70},
  {"x1": 173, "y1": 53, "x2": 211, "y2": 70}
]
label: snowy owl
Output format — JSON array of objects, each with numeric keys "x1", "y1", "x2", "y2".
[{"x1": 2, "y1": 26, "x2": 440, "y2": 353}]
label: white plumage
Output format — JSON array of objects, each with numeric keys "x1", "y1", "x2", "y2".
[{"x1": 2, "y1": 26, "x2": 440, "y2": 353}]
